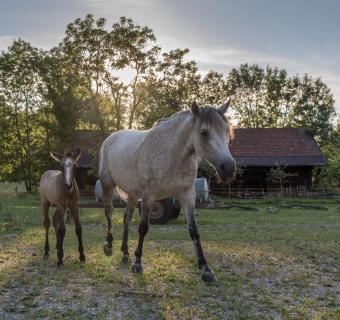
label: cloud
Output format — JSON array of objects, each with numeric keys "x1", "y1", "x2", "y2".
[
  {"x1": 158, "y1": 35, "x2": 340, "y2": 111},
  {"x1": 76, "y1": 0, "x2": 155, "y2": 13},
  {"x1": 0, "y1": 36, "x2": 16, "y2": 51}
]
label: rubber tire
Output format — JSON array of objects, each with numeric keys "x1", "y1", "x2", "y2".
[
  {"x1": 137, "y1": 198, "x2": 180, "y2": 225},
  {"x1": 137, "y1": 198, "x2": 181, "y2": 225}
]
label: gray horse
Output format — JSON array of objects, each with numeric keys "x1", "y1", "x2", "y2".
[{"x1": 99, "y1": 101, "x2": 235, "y2": 282}]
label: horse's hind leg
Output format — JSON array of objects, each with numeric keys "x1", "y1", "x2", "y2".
[
  {"x1": 71, "y1": 204, "x2": 85, "y2": 262},
  {"x1": 121, "y1": 197, "x2": 138, "y2": 264},
  {"x1": 132, "y1": 197, "x2": 151, "y2": 273},
  {"x1": 100, "y1": 178, "x2": 116, "y2": 256},
  {"x1": 178, "y1": 188, "x2": 216, "y2": 282},
  {"x1": 42, "y1": 199, "x2": 51, "y2": 260}
]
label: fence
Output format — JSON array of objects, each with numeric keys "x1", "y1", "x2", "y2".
[{"x1": 210, "y1": 187, "x2": 336, "y2": 199}]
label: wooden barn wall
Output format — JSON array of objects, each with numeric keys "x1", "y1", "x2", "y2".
[
  {"x1": 76, "y1": 168, "x2": 97, "y2": 189},
  {"x1": 210, "y1": 166, "x2": 313, "y2": 191}
]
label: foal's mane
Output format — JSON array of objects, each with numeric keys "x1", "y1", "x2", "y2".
[{"x1": 63, "y1": 149, "x2": 73, "y2": 158}]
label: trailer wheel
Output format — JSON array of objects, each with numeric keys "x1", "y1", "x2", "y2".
[{"x1": 138, "y1": 198, "x2": 180, "y2": 224}]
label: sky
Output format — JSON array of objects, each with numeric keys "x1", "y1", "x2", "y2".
[{"x1": 1, "y1": 0, "x2": 340, "y2": 110}]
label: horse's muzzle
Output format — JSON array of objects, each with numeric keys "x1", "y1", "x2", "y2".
[{"x1": 217, "y1": 159, "x2": 236, "y2": 183}]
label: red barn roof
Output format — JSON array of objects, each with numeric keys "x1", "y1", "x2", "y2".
[{"x1": 230, "y1": 128, "x2": 325, "y2": 166}]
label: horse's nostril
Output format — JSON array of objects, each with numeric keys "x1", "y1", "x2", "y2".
[{"x1": 220, "y1": 161, "x2": 236, "y2": 178}]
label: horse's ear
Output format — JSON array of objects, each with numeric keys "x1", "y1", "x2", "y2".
[
  {"x1": 73, "y1": 148, "x2": 81, "y2": 161},
  {"x1": 50, "y1": 151, "x2": 63, "y2": 162},
  {"x1": 191, "y1": 101, "x2": 200, "y2": 117},
  {"x1": 218, "y1": 98, "x2": 231, "y2": 115}
]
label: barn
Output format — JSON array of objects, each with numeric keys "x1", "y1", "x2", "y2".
[
  {"x1": 70, "y1": 128, "x2": 326, "y2": 196},
  {"x1": 210, "y1": 128, "x2": 326, "y2": 197}
]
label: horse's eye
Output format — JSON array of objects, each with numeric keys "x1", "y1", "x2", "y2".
[{"x1": 201, "y1": 129, "x2": 208, "y2": 137}]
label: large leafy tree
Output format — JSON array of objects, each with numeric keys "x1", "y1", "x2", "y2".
[
  {"x1": 0, "y1": 39, "x2": 48, "y2": 191},
  {"x1": 38, "y1": 47, "x2": 85, "y2": 150},
  {"x1": 226, "y1": 64, "x2": 335, "y2": 145}
]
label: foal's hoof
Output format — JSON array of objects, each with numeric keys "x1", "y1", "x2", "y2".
[
  {"x1": 79, "y1": 254, "x2": 86, "y2": 263},
  {"x1": 201, "y1": 270, "x2": 217, "y2": 283},
  {"x1": 43, "y1": 253, "x2": 49, "y2": 260},
  {"x1": 121, "y1": 254, "x2": 130, "y2": 264},
  {"x1": 131, "y1": 263, "x2": 143, "y2": 273},
  {"x1": 103, "y1": 243, "x2": 113, "y2": 256}
]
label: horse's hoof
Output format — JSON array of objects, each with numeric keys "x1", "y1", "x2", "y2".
[
  {"x1": 121, "y1": 254, "x2": 130, "y2": 264},
  {"x1": 201, "y1": 270, "x2": 217, "y2": 282},
  {"x1": 56, "y1": 262, "x2": 63, "y2": 269},
  {"x1": 79, "y1": 254, "x2": 86, "y2": 263},
  {"x1": 103, "y1": 243, "x2": 113, "y2": 256},
  {"x1": 131, "y1": 263, "x2": 143, "y2": 273},
  {"x1": 43, "y1": 253, "x2": 49, "y2": 260}
]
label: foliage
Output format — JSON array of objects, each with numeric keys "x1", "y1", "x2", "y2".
[
  {"x1": 197, "y1": 160, "x2": 216, "y2": 185},
  {"x1": 267, "y1": 164, "x2": 298, "y2": 191},
  {"x1": 315, "y1": 124, "x2": 340, "y2": 187},
  {"x1": 0, "y1": 16, "x2": 337, "y2": 191},
  {"x1": 0, "y1": 40, "x2": 50, "y2": 192},
  {"x1": 226, "y1": 64, "x2": 335, "y2": 145}
]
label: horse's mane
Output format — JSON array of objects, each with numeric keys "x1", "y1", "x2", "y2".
[{"x1": 153, "y1": 106, "x2": 232, "y2": 136}]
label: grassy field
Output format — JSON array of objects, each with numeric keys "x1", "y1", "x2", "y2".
[{"x1": 0, "y1": 195, "x2": 339, "y2": 319}]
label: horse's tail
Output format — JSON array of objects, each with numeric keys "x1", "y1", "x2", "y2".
[{"x1": 115, "y1": 186, "x2": 128, "y2": 202}]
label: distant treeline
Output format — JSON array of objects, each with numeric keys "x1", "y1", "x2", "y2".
[{"x1": 0, "y1": 14, "x2": 337, "y2": 192}]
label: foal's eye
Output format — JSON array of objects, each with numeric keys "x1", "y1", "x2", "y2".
[{"x1": 200, "y1": 129, "x2": 208, "y2": 137}]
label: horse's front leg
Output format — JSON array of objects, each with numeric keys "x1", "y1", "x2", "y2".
[
  {"x1": 121, "y1": 197, "x2": 138, "y2": 264},
  {"x1": 53, "y1": 208, "x2": 66, "y2": 268},
  {"x1": 178, "y1": 188, "x2": 216, "y2": 282},
  {"x1": 132, "y1": 197, "x2": 150, "y2": 273},
  {"x1": 71, "y1": 205, "x2": 85, "y2": 263}
]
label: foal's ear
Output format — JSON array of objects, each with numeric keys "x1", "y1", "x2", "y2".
[
  {"x1": 73, "y1": 148, "x2": 81, "y2": 161},
  {"x1": 50, "y1": 151, "x2": 63, "y2": 162},
  {"x1": 217, "y1": 98, "x2": 231, "y2": 115},
  {"x1": 191, "y1": 101, "x2": 200, "y2": 117}
]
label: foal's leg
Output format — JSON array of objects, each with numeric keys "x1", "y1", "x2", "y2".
[
  {"x1": 71, "y1": 205, "x2": 85, "y2": 262},
  {"x1": 41, "y1": 199, "x2": 51, "y2": 260},
  {"x1": 53, "y1": 208, "x2": 66, "y2": 267},
  {"x1": 101, "y1": 179, "x2": 115, "y2": 256},
  {"x1": 178, "y1": 188, "x2": 216, "y2": 282},
  {"x1": 132, "y1": 197, "x2": 150, "y2": 273},
  {"x1": 121, "y1": 197, "x2": 138, "y2": 264}
]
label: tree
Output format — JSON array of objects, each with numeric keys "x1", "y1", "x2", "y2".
[
  {"x1": 38, "y1": 48, "x2": 85, "y2": 150},
  {"x1": 197, "y1": 71, "x2": 227, "y2": 105},
  {"x1": 136, "y1": 49, "x2": 200, "y2": 128},
  {"x1": 226, "y1": 64, "x2": 266, "y2": 127},
  {"x1": 267, "y1": 164, "x2": 297, "y2": 192},
  {"x1": 283, "y1": 75, "x2": 335, "y2": 146},
  {"x1": 0, "y1": 39, "x2": 49, "y2": 192},
  {"x1": 226, "y1": 64, "x2": 335, "y2": 145},
  {"x1": 58, "y1": 15, "x2": 200, "y2": 131},
  {"x1": 315, "y1": 123, "x2": 340, "y2": 187}
]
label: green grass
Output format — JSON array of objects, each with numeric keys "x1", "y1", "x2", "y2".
[{"x1": 0, "y1": 195, "x2": 339, "y2": 319}]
